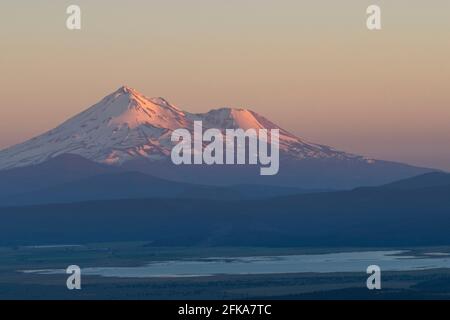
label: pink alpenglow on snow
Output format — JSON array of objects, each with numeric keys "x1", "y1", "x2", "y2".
[{"x1": 0, "y1": 86, "x2": 372, "y2": 171}]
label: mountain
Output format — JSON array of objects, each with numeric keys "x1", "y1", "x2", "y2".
[
  {"x1": 0, "y1": 153, "x2": 121, "y2": 197},
  {"x1": 0, "y1": 171, "x2": 238, "y2": 206},
  {"x1": 0, "y1": 86, "x2": 365, "y2": 168},
  {"x1": 0, "y1": 154, "x2": 313, "y2": 206},
  {"x1": 0, "y1": 86, "x2": 433, "y2": 188},
  {"x1": 380, "y1": 172, "x2": 450, "y2": 190},
  {"x1": 1, "y1": 182, "x2": 450, "y2": 247}
]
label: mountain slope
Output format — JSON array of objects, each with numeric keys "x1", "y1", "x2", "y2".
[
  {"x1": 0, "y1": 171, "x2": 240, "y2": 206},
  {"x1": 0, "y1": 155, "x2": 314, "y2": 206},
  {"x1": 0, "y1": 87, "x2": 189, "y2": 169},
  {"x1": 0, "y1": 154, "x2": 121, "y2": 197}
]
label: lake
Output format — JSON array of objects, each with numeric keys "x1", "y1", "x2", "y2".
[{"x1": 22, "y1": 250, "x2": 450, "y2": 278}]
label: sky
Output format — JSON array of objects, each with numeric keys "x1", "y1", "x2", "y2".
[{"x1": 0, "y1": 0, "x2": 449, "y2": 170}]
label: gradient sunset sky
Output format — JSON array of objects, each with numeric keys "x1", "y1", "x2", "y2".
[{"x1": 0, "y1": 0, "x2": 449, "y2": 170}]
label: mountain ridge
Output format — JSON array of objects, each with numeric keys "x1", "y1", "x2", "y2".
[{"x1": 2, "y1": 180, "x2": 450, "y2": 247}]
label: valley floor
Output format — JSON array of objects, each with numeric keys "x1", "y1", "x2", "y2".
[{"x1": 1, "y1": 243, "x2": 450, "y2": 300}]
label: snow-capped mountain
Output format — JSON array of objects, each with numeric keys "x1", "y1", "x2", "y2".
[
  {"x1": 0, "y1": 86, "x2": 433, "y2": 189},
  {"x1": 0, "y1": 86, "x2": 368, "y2": 170}
]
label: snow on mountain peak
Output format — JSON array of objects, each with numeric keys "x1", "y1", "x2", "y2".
[
  {"x1": 0, "y1": 87, "x2": 366, "y2": 170},
  {"x1": 109, "y1": 85, "x2": 140, "y2": 99},
  {"x1": 200, "y1": 107, "x2": 272, "y2": 131}
]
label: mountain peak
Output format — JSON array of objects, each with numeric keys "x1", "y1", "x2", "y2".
[
  {"x1": 106, "y1": 86, "x2": 153, "y2": 102},
  {"x1": 109, "y1": 87, "x2": 180, "y2": 112},
  {"x1": 201, "y1": 107, "x2": 282, "y2": 131},
  {"x1": 117, "y1": 85, "x2": 137, "y2": 94}
]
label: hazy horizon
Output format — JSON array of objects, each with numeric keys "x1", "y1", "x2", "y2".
[{"x1": 1, "y1": 0, "x2": 449, "y2": 171}]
